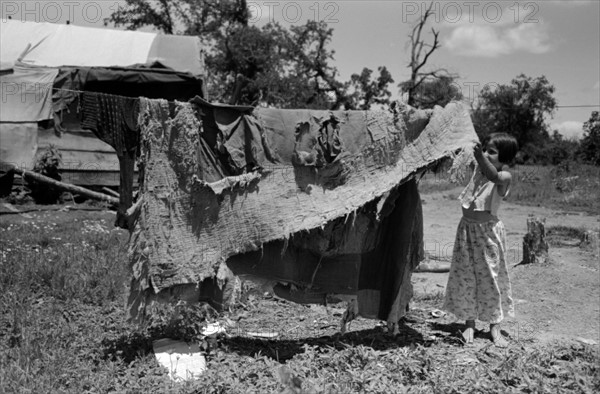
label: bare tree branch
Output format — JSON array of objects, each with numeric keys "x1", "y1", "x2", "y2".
[{"x1": 403, "y1": 1, "x2": 448, "y2": 107}]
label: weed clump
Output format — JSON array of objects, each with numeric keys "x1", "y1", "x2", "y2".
[{"x1": 28, "y1": 145, "x2": 63, "y2": 204}]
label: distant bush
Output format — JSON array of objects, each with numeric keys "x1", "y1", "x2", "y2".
[
  {"x1": 578, "y1": 111, "x2": 600, "y2": 165},
  {"x1": 517, "y1": 131, "x2": 581, "y2": 166}
]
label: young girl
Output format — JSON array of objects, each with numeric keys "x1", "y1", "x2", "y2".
[{"x1": 443, "y1": 133, "x2": 519, "y2": 347}]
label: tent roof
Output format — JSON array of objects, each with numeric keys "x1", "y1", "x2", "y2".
[{"x1": 0, "y1": 20, "x2": 204, "y2": 76}]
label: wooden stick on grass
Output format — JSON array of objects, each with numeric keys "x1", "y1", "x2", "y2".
[
  {"x1": 102, "y1": 187, "x2": 120, "y2": 198},
  {"x1": 3, "y1": 163, "x2": 119, "y2": 206}
]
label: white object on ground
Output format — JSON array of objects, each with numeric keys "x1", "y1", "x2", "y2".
[
  {"x1": 246, "y1": 331, "x2": 279, "y2": 339},
  {"x1": 153, "y1": 338, "x2": 206, "y2": 381},
  {"x1": 202, "y1": 322, "x2": 226, "y2": 336},
  {"x1": 414, "y1": 262, "x2": 451, "y2": 273},
  {"x1": 575, "y1": 337, "x2": 598, "y2": 346}
]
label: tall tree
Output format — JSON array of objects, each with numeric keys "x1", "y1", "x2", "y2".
[
  {"x1": 107, "y1": 0, "x2": 249, "y2": 36},
  {"x1": 471, "y1": 74, "x2": 557, "y2": 162},
  {"x1": 400, "y1": 1, "x2": 458, "y2": 109},
  {"x1": 106, "y1": 0, "x2": 394, "y2": 110},
  {"x1": 286, "y1": 21, "x2": 346, "y2": 109}
]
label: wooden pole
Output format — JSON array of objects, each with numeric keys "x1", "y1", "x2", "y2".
[{"x1": 4, "y1": 163, "x2": 119, "y2": 206}]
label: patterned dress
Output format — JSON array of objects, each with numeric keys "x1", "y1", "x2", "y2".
[{"x1": 442, "y1": 169, "x2": 515, "y2": 324}]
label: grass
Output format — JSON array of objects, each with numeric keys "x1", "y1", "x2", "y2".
[
  {"x1": 419, "y1": 163, "x2": 600, "y2": 215},
  {"x1": 1, "y1": 210, "x2": 599, "y2": 393}
]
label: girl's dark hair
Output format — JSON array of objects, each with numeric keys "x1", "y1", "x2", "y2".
[{"x1": 485, "y1": 133, "x2": 519, "y2": 164}]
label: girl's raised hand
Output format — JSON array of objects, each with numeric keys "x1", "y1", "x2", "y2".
[{"x1": 473, "y1": 141, "x2": 483, "y2": 157}]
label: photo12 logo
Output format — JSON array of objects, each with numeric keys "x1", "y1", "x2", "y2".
[
  {"x1": 401, "y1": 1, "x2": 540, "y2": 24},
  {"x1": 0, "y1": 1, "x2": 121, "y2": 24},
  {"x1": 247, "y1": 1, "x2": 340, "y2": 24},
  {"x1": 2, "y1": 82, "x2": 52, "y2": 105}
]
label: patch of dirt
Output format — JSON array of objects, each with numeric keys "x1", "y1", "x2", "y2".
[{"x1": 416, "y1": 188, "x2": 599, "y2": 346}]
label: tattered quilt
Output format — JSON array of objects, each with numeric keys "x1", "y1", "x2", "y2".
[{"x1": 125, "y1": 98, "x2": 477, "y2": 323}]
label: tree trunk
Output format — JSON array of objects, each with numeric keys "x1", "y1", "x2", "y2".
[{"x1": 522, "y1": 216, "x2": 549, "y2": 264}]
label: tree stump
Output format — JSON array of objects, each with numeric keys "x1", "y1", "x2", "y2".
[
  {"x1": 580, "y1": 230, "x2": 599, "y2": 254},
  {"x1": 522, "y1": 216, "x2": 549, "y2": 264}
]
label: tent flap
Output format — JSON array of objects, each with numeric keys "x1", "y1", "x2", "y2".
[{"x1": 0, "y1": 64, "x2": 58, "y2": 122}]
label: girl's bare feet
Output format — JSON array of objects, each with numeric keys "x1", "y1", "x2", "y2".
[
  {"x1": 490, "y1": 323, "x2": 508, "y2": 348},
  {"x1": 462, "y1": 320, "x2": 475, "y2": 344}
]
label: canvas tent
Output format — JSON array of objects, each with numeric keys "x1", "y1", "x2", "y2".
[{"x1": 0, "y1": 19, "x2": 206, "y2": 186}]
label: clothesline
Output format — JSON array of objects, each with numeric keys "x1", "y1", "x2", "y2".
[
  {"x1": 51, "y1": 87, "x2": 600, "y2": 110},
  {"x1": 52, "y1": 87, "x2": 181, "y2": 106}
]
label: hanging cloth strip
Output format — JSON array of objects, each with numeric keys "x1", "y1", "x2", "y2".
[
  {"x1": 80, "y1": 91, "x2": 140, "y2": 155},
  {"x1": 80, "y1": 91, "x2": 140, "y2": 227}
]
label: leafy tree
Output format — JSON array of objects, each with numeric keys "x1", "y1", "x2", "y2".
[
  {"x1": 284, "y1": 21, "x2": 347, "y2": 109},
  {"x1": 578, "y1": 111, "x2": 600, "y2": 165},
  {"x1": 400, "y1": 74, "x2": 463, "y2": 110},
  {"x1": 471, "y1": 74, "x2": 557, "y2": 163},
  {"x1": 107, "y1": 0, "x2": 249, "y2": 36},
  {"x1": 106, "y1": 0, "x2": 394, "y2": 109},
  {"x1": 344, "y1": 67, "x2": 394, "y2": 110}
]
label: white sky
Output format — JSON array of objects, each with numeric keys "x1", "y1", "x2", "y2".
[{"x1": 3, "y1": 0, "x2": 598, "y2": 139}]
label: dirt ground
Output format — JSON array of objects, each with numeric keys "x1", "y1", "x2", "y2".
[{"x1": 414, "y1": 186, "x2": 600, "y2": 345}]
